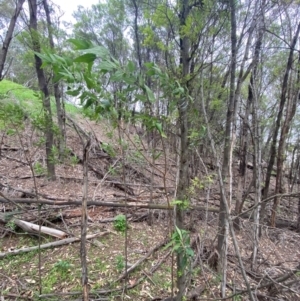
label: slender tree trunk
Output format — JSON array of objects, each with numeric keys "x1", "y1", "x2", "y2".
[
  {"x1": 0, "y1": 0, "x2": 25, "y2": 80},
  {"x1": 261, "y1": 22, "x2": 300, "y2": 228},
  {"x1": 298, "y1": 197, "x2": 300, "y2": 232},
  {"x1": 175, "y1": 1, "x2": 191, "y2": 300},
  {"x1": 42, "y1": 0, "x2": 66, "y2": 158},
  {"x1": 270, "y1": 27, "x2": 300, "y2": 226},
  {"x1": 250, "y1": 0, "x2": 265, "y2": 269},
  {"x1": 218, "y1": 0, "x2": 237, "y2": 295},
  {"x1": 28, "y1": 0, "x2": 56, "y2": 180}
]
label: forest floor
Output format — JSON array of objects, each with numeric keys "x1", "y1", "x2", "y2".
[{"x1": 0, "y1": 102, "x2": 300, "y2": 301}]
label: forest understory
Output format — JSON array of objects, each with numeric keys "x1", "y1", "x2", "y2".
[{"x1": 0, "y1": 112, "x2": 299, "y2": 301}]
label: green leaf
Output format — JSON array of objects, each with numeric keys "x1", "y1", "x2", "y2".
[
  {"x1": 175, "y1": 226, "x2": 183, "y2": 240},
  {"x1": 110, "y1": 70, "x2": 124, "y2": 82},
  {"x1": 144, "y1": 62, "x2": 154, "y2": 69},
  {"x1": 83, "y1": 72, "x2": 94, "y2": 89},
  {"x1": 135, "y1": 94, "x2": 147, "y2": 102},
  {"x1": 123, "y1": 75, "x2": 136, "y2": 85},
  {"x1": 145, "y1": 85, "x2": 155, "y2": 102},
  {"x1": 98, "y1": 60, "x2": 117, "y2": 72},
  {"x1": 127, "y1": 60, "x2": 136, "y2": 72},
  {"x1": 155, "y1": 122, "x2": 166, "y2": 137},
  {"x1": 82, "y1": 46, "x2": 110, "y2": 58},
  {"x1": 186, "y1": 248, "x2": 194, "y2": 257},
  {"x1": 68, "y1": 39, "x2": 93, "y2": 50},
  {"x1": 66, "y1": 89, "x2": 81, "y2": 97},
  {"x1": 74, "y1": 53, "x2": 96, "y2": 63},
  {"x1": 100, "y1": 99, "x2": 111, "y2": 108},
  {"x1": 84, "y1": 97, "x2": 94, "y2": 109}
]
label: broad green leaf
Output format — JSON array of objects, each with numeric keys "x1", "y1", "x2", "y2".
[
  {"x1": 101, "y1": 99, "x2": 110, "y2": 106},
  {"x1": 82, "y1": 46, "x2": 110, "y2": 58},
  {"x1": 83, "y1": 72, "x2": 94, "y2": 89},
  {"x1": 84, "y1": 97, "x2": 94, "y2": 109},
  {"x1": 68, "y1": 39, "x2": 92, "y2": 50},
  {"x1": 144, "y1": 62, "x2": 154, "y2": 68},
  {"x1": 98, "y1": 60, "x2": 117, "y2": 72},
  {"x1": 110, "y1": 70, "x2": 124, "y2": 82},
  {"x1": 155, "y1": 123, "x2": 167, "y2": 138},
  {"x1": 123, "y1": 75, "x2": 136, "y2": 85},
  {"x1": 145, "y1": 85, "x2": 155, "y2": 102},
  {"x1": 127, "y1": 60, "x2": 136, "y2": 72},
  {"x1": 135, "y1": 94, "x2": 147, "y2": 102},
  {"x1": 66, "y1": 89, "x2": 81, "y2": 97},
  {"x1": 74, "y1": 53, "x2": 96, "y2": 63}
]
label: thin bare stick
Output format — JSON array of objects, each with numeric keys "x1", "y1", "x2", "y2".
[
  {"x1": 0, "y1": 232, "x2": 107, "y2": 258},
  {"x1": 116, "y1": 239, "x2": 168, "y2": 282},
  {"x1": 81, "y1": 137, "x2": 91, "y2": 301}
]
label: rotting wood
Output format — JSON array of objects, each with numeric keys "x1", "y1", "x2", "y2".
[{"x1": 0, "y1": 232, "x2": 109, "y2": 258}]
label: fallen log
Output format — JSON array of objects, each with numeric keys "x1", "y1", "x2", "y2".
[
  {"x1": 0, "y1": 232, "x2": 109, "y2": 258},
  {"x1": 0, "y1": 212, "x2": 68, "y2": 238},
  {"x1": 0, "y1": 196, "x2": 220, "y2": 213},
  {"x1": 14, "y1": 219, "x2": 67, "y2": 239}
]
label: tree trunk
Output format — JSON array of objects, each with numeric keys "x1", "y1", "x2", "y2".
[
  {"x1": 298, "y1": 197, "x2": 300, "y2": 232},
  {"x1": 175, "y1": 1, "x2": 191, "y2": 300},
  {"x1": 270, "y1": 23, "x2": 300, "y2": 227},
  {"x1": 42, "y1": 0, "x2": 66, "y2": 158},
  {"x1": 261, "y1": 22, "x2": 300, "y2": 228},
  {"x1": 0, "y1": 0, "x2": 25, "y2": 80},
  {"x1": 218, "y1": 0, "x2": 237, "y2": 295},
  {"x1": 28, "y1": 0, "x2": 56, "y2": 180}
]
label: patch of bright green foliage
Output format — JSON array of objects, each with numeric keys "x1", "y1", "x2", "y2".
[
  {"x1": 0, "y1": 79, "x2": 82, "y2": 133},
  {"x1": 113, "y1": 214, "x2": 127, "y2": 232}
]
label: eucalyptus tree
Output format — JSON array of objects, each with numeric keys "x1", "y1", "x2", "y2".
[
  {"x1": 42, "y1": 0, "x2": 66, "y2": 157},
  {"x1": 28, "y1": 0, "x2": 55, "y2": 180},
  {"x1": 0, "y1": 0, "x2": 25, "y2": 80}
]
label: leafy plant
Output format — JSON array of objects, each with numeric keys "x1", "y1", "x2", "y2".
[
  {"x1": 33, "y1": 162, "x2": 46, "y2": 175},
  {"x1": 115, "y1": 255, "x2": 125, "y2": 272},
  {"x1": 6, "y1": 220, "x2": 16, "y2": 231},
  {"x1": 233, "y1": 294, "x2": 242, "y2": 301},
  {"x1": 165, "y1": 226, "x2": 194, "y2": 275},
  {"x1": 113, "y1": 214, "x2": 127, "y2": 232},
  {"x1": 53, "y1": 260, "x2": 72, "y2": 278},
  {"x1": 49, "y1": 145, "x2": 60, "y2": 164},
  {"x1": 171, "y1": 199, "x2": 190, "y2": 210},
  {"x1": 0, "y1": 101, "x2": 26, "y2": 130},
  {"x1": 101, "y1": 142, "x2": 116, "y2": 158},
  {"x1": 70, "y1": 155, "x2": 79, "y2": 166}
]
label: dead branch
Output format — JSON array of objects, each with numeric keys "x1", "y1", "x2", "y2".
[
  {"x1": 0, "y1": 232, "x2": 109, "y2": 259},
  {"x1": 13, "y1": 219, "x2": 67, "y2": 238},
  {"x1": 81, "y1": 137, "x2": 91, "y2": 301},
  {"x1": 0, "y1": 196, "x2": 220, "y2": 212},
  {"x1": 116, "y1": 239, "x2": 168, "y2": 282}
]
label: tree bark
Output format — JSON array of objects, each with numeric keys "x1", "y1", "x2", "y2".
[
  {"x1": 218, "y1": 0, "x2": 237, "y2": 295},
  {"x1": 270, "y1": 23, "x2": 300, "y2": 227},
  {"x1": 42, "y1": 0, "x2": 66, "y2": 157},
  {"x1": 28, "y1": 0, "x2": 56, "y2": 180},
  {"x1": 175, "y1": 1, "x2": 191, "y2": 300},
  {"x1": 0, "y1": 0, "x2": 25, "y2": 80},
  {"x1": 261, "y1": 21, "x2": 300, "y2": 227}
]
